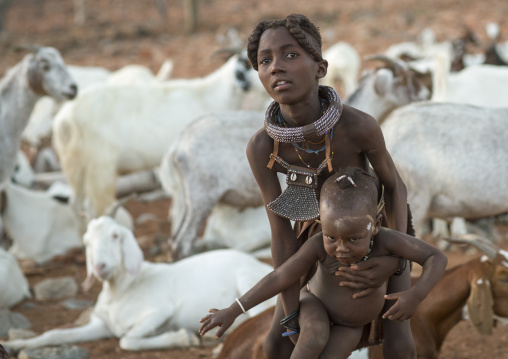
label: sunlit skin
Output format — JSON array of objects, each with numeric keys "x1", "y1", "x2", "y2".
[
  {"x1": 257, "y1": 27, "x2": 327, "y2": 129},
  {"x1": 246, "y1": 16, "x2": 413, "y2": 359},
  {"x1": 199, "y1": 198, "x2": 447, "y2": 352}
]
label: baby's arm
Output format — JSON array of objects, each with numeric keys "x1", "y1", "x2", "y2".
[
  {"x1": 379, "y1": 228, "x2": 448, "y2": 321},
  {"x1": 199, "y1": 235, "x2": 325, "y2": 338}
]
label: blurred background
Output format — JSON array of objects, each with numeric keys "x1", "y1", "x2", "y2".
[
  {"x1": 1, "y1": 1, "x2": 508, "y2": 358},
  {"x1": 1, "y1": 0, "x2": 507, "y2": 78}
]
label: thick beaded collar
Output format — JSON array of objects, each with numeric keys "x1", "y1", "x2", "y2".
[{"x1": 264, "y1": 86, "x2": 343, "y2": 143}]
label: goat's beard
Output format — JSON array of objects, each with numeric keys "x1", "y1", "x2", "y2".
[{"x1": 82, "y1": 274, "x2": 97, "y2": 292}]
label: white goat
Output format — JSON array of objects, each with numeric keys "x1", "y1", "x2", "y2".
[
  {"x1": 159, "y1": 111, "x2": 266, "y2": 259},
  {"x1": 22, "y1": 61, "x2": 173, "y2": 149},
  {"x1": 0, "y1": 46, "x2": 76, "y2": 236},
  {"x1": 53, "y1": 52, "x2": 265, "y2": 217},
  {"x1": 199, "y1": 204, "x2": 271, "y2": 254},
  {"x1": 344, "y1": 55, "x2": 431, "y2": 123},
  {"x1": 20, "y1": 64, "x2": 109, "y2": 148},
  {"x1": 0, "y1": 47, "x2": 76, "y2": 187},
  {"x1": 320, "y1": 41, "x2": 361, "y2": 97},
  {"x1": 381, "y1": 101, "x2": 508, "y2": 237},
  {"x1": 2, "y1": 216, "x2": 275, "y2": 353},
  {"x1": 0, "y1": 248, "x2": 31, "y2": 309},
  {"x1": 11, "y1": 151, "x2": 35, "y2": 188},
  {"x1": 431, "y1": 64, "x2": 508, "y2": 107},
  {"x1": 1, "y1": 181, "x2": 132, "y2": 264}
]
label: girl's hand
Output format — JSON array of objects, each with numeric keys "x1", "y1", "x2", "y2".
[
  {"x1": 335, "y1": 256, "x2": 400, "y2": 298},
  {"x1": 382, "y1": 290, "x2": 420, "y2": 321},
  {"x1": 199, "y1": 308, "x2": 236, "y2": 339}
]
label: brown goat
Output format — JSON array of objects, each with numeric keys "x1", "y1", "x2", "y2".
[{"x1": 216, "y1": 235, "x2": 508, "y2": 359}]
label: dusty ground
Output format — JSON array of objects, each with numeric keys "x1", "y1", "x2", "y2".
[{"x1": 1, "y1": 0, "x2": 508, "y2": 358}]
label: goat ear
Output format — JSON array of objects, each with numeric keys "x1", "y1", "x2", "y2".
[
  {"x1": 27, "y1": 56, "x2": 46, "y2": 96},
  {"x1": 467, "y1": 273, "x2": 494, "y2": 335},
  {"x1": 373, "y1": 69, "x2": 394, "y2": 96},
  {"x1": 120, "y1": 227, "x2": 144, "y2": 276},
  {"x1": 82, "y1": 246, "x2": 96, "y2": 292}
]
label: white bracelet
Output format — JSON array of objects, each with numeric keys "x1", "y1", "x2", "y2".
[{"x1": 235, "y1": 298, "x2": 247, "y2": 315}]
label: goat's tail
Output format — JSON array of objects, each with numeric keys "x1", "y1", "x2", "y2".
[{"x1": 160, "y1": 146, "x2": 189, "y2": 244}]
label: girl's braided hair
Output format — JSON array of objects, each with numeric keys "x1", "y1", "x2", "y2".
[{"x1": 247, "y1": 13, "x2": 323, "y2": 71}]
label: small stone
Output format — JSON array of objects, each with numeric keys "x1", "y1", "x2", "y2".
[
  {"x1": 18, "y1": 345, "x2": 89, "y2": 359},
  {"x1": 0, "y1": 310, "x2": 31, "y2": 337},
  {"x1": 33, "y1": 277, "x2": 78, "y2": 300}
]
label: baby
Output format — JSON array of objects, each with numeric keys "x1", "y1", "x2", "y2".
[{"x1": 200, "y1": 167, "x2": 447, "y2": 358}]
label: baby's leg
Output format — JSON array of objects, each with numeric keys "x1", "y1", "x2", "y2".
[
  {"x1": 291, "y1": 291, "x2": 330, "y2": 359},
  {"x1": 319, "y1": 325, "x2": 363, "y2": 359}
]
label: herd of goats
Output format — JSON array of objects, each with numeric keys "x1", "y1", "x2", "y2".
[{"x1": 0, "y1": 21, "x2": 508, "y2": 359}]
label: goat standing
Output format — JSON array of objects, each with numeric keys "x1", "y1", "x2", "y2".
[
  {"x1": 0, "y1": 46, "x2": 76, "y2": 234},
  {"x1": 53, "y1": 52, "x2": 266, "y2": 218},
  {"x1": 381, "y1": 102, "x2": 508, "y2": 237}
]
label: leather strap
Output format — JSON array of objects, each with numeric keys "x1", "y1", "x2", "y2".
[{"x1": 266, "y1": 140, "x2": 279, "y2": 169}]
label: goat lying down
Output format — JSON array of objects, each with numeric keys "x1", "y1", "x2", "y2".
[
  {"x1": 1, "y1": 182, "x2": 133, "y2": 264},
  {"x1": 2, "y1": 217, "x2": 275, "y2": 353},
  {"x1": 0, "y1": 248, "x2": 30, "y2": 309},
  {"x1": 216, "y1": 235, "x2": 508, "y2": 359}
]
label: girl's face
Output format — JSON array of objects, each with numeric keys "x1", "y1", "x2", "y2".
[
  {"x1": 256, "y1": 27, "x2": 327, "y2": 106},
  {"x1": 321, "y1": 212, "x2": 381, "y2": 266}
]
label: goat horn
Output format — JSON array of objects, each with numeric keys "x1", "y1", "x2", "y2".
[
  {"x1": 444, "y1": 234, "x2": 499, "y2": 259},
  {"x1": 364, "y1": 54, "x2": 409, "y2": 73},
  {"x1": 107, "y1": 193, "x2": 137, "y2": 219},
  {"x1": 211, "y1": 47, "x2": 243, "y2": 60},
  {"x1": 13, "y1": 44, "x2": 42, "y2": 54}
]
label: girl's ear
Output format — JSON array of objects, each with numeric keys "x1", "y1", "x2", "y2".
[
  {"x1": 372, "y1": 213, "x2": 383, "y2": 236},
  {"x1": 317, "y1": 60, "x2": 328, "y2": 79}
]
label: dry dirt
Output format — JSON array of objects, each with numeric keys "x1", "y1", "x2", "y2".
[{"x1": 1, "y1": 0, "x2": 508, "y2": 358}]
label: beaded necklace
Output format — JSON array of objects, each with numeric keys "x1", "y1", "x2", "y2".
[
  {"x1": 265, "y1": 86, "x2": 343, "y2": 143},
  {"x1": 264, "y1": 86, "x2": 343, "y2": 221},
  {"x1": 276, "y1": 97, "x2": 329, "y2": 155},
  {"x1": 293, "y1": 142, "x2": 334, "y2": 169}
]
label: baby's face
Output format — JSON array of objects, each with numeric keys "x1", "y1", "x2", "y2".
[{"x1": 321, "y1": 213, "x2": 377, "y2": 266}]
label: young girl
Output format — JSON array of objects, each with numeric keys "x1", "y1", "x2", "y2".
[
  {"x1": 199, "y1": 168, "x2": 447, "y2": 359},
  {"x1": 244, "y1": 13, "x2": 415, "y2": 358}
]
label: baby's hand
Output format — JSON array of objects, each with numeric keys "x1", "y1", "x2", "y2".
[
  {"x1": 199, "y1": 308, "x2": 236, "y2": 339},
  {"x1": 382, "y1": 291, "x2": 420, "y2": 321}
]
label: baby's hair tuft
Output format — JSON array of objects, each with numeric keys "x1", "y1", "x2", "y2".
[{"x1": 321, "y1": 167, "x2": 380, "y2": 215}]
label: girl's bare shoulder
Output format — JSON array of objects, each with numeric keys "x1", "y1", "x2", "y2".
[
  {"x1": 339, "y1": 104, "x2": 379, "y2": 133},
  {"x1": 247, "y1": 128, "x2": 273, "y2": 164}
]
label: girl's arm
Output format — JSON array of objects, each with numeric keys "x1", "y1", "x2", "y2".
[
  {"x1": 199, "y1": 235, "x2": 324, "y2": 338},
  {"x1": 336, "y1": 110, "x2": 408, "y2": 295},
  {"x1": 379, "y1": 228, "x2": 448, "y2": 321},
  {"x1": 359, "y1": 114, "x2": 408, "y2": 233},
  {"x1": 245, "y1": 131, "x2": 302, "y2": 317}
]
